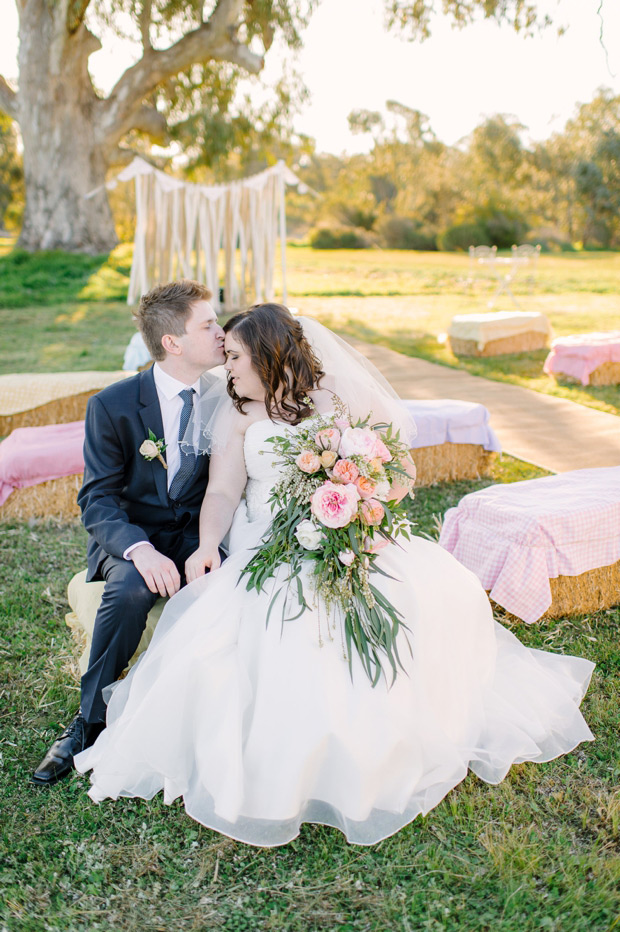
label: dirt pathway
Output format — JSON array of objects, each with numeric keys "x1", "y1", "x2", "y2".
[{"x1": 349, "y1": 340, "x2": 620, "y2": 473}]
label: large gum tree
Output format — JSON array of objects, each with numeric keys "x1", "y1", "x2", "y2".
[
  {"x1": 0, "y1": 0, "x2": 556, "y2": 253},
  {"x1": 0, "y1": 0, "x2": 314, "y2": 253}
]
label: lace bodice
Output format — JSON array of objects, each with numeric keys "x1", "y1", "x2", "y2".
[{"x1": 243, "y1": 419, "x2": 293, "y2": 522}]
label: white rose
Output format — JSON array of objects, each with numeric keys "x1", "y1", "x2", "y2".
[
  {"x1": 294, "y1": 519, "x2": 325, "y2": 551},
  {"x1": 139, "y1": 439, "x2": 160, "y2": 459}
]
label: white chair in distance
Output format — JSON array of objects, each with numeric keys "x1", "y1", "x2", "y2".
[
  {"x1": 511, "y1": 243, "x2": 541, "y2": 290},
  {"x1": 468, "y1": 244, "x2": 497, "y2": 289}
]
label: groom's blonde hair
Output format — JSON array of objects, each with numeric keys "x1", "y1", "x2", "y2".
[{"x1": 136, "y1": 280, "x2": 212, "y2": 361}]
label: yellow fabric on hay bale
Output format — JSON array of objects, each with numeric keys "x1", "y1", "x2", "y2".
[
  {"x1": 65, "y1": 569, "x2": 166, "y2": 676},
  {"x1": 413, "y1": 443, "x2": 495, "y2": 485},
  {"x1": 449, "y1": 330, "x2": 550, "y2": 358},
  {"x1": 0, "y1": 473, "x2": 82, "y2": 521},
  {"x1": 0, "y1": 371, "x2": 135, "y2": 433}
]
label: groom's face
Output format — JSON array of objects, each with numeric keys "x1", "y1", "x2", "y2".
[{"x1": 178, "y1": 300, "x2": 226, "y2": 371}]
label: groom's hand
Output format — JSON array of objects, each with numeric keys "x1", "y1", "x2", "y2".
[
  {"x1": 129, "y1": 544, "x2": 181, "y2": 597},
  {"x1": 185, "y1": 546, "x2": 221, "y2": 582}
]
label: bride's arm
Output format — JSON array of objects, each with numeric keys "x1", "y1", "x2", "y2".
[{"x1": 185, "y1": 424, "x2": 248, "y2": 581}]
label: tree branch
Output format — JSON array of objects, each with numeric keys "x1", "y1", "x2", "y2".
[
  {"x1": 131, "y1": 105, "x2": 169, "y2": 144},
  {"x1": 140, "y1": 0, "x2": 153, "y2": 51},
  {"x1": 107, "y1": 147, "x2": 144, "y2": 169},
  {"x1": 0, "y1": 76, "x2": 18, "y2": 120},
  {"x1": 66, "y1": 0, "x2": 92, "y2": 35},
  {"x1": 98, "y1": 0, "x2": 263, "y2": 149}
]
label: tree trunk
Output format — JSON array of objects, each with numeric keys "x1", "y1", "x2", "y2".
[{"x1": 17, "y1": 5, "x2": 117, "y2": 253}]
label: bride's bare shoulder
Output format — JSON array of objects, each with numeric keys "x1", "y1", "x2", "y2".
[{"x1": 309, "y1": 376, "x2": 338, "y2": 414}]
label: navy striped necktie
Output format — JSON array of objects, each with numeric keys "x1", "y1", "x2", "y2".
[{"x1": 169, "y1": 388, "x2": 196, "y2": 501}]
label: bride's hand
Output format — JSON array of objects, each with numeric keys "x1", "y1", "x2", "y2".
[{"x1": 185, "y1": 545, "x2": 221, "y2": 582}]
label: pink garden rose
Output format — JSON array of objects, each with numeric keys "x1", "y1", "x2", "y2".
[
  {"x1": 311, "y1": 481, "x2": 360, "y2": 528},
  {"x1": 296, "y1": 450, "x2": 322, "y2": 474},
  {"x1": 359, "y1": 499, "x2": 384, "y2": 526},
  {"x1": 338, "y1": 549, "x2": 356, "y2": 566},
  {"x1": 355, "y1": 475, "x2": 377, "y2": 499},
  {"x1": 331, "y1": 458, "x2": 359, "y2": 483},
  {"x1": 339, "y1": 427, "x2": 380, "y2": 460},
  {"x1": 315, "y1": 428, "x2": 340, "y2": 451},
  {"x1": 373, "y1": 438, "x2": 392, "y2": 463}
]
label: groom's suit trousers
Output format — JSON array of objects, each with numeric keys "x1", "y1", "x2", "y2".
[{"x1": 80, "y1": 528, "x2": 200, "y2": 724}]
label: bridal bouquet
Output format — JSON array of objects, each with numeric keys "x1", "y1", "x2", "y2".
[{"x1": 241, "y1": 400, "x2": 416, "y2": 686}]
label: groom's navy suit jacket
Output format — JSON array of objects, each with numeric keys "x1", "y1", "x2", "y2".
[{"x1": 78, "y1": 367, "x2": 210, "y2": 582}]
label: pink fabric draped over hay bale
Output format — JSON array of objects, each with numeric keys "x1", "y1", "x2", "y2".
[
  {"x1": 543, "y1": 331, "x2": 620, "y2": 386},
  {"x1": 439, "y1": 467, "x2": 620, "y2": 623}
]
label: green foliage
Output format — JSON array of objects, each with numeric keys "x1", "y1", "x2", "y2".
[
  {"x1": 438, "y1": 221, "x2": 490, "y2": 251},
  {"x1": 309, "y1": 226, "x2": 371, "y2": 249},
  {"x1": 377, "y1": 215, "x2": 437, "y2": 250},
  {"x1": 0, "y1": 114, "x2": 23, "y2": 232}
]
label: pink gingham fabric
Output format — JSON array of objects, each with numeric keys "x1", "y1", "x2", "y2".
[
  {"x1": 439, "y1": 467, "x2": 620, "y2": 623},
  {"x1": 0, "y1": 421, "x2": 85, "y2": 505},
  {"x1": 543, "y1": 331, "x2": 620, "y2": 385},
  {"x1": 402, "y1": 399, "x2": 501, "y2": 452}
]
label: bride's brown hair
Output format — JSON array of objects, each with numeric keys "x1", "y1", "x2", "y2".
[{"x1": 224, "y1": 304, "x2": 325, "y2": 424}]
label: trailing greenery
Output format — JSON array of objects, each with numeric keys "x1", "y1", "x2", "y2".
[{"x1": 1, "y1": 454, "x2": 618, "y2": 931}]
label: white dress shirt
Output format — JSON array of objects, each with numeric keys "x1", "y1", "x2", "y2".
[{"x1": 123, "y1": 364, "x2": 201, "y2": 560}]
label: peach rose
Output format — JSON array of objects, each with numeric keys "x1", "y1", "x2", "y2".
[
  {"x1": 364, "y1": 534, "x2": 389, "y2": 553},
  {"x1": 296, "y1": 450, "x2": 322, "y2": 474},
  {"x1": 359, "y1": 499, "x2": 384, "y2": 526},
  {"x1": 315, "y1": 428, "x2": 340, "y2": 451},
  {"x1": 311, "y1": 481, "x2": 360, "y2": 528},
  {"x1": 331, "y1": 458, "x2": 359, "y2": 483},
  {"x1": 355, "y1": 475, "x2": 377, "y2": 499},
  {"x1": 320, "y1": 450, "x2": 338, "y2": 468}
]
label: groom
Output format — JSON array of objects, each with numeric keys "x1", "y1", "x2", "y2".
[{"x1": 32, "y1": 279, "x2": 226, "y2": 785}]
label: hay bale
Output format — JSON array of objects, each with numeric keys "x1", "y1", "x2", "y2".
[
  {"x1": 492, "y1": 559, "x2": 620, "y2": 620},
  {"x1": 413, "y1": 443, "x2": 495, "y2": 486},
  {"x1": 546, "y1": 560, "x2": 620, "y2": 618},
  {"x1": 449, "y1": 330, "x2": 550, "y2": 358},
  {"x1": 585, "y1": 361, "x2": 620, "y2": 386},
  {"x1": 0, "y1": 371, "x2": 134, "y2": 434},
  {"x1": 0, "y1": 391, "x2": 101, "y2": 435},
  {"x1": 0, "y1": 473, "x2": 82, "y2": 521},
  {"x1": 65, "y1": 569, "x2": 167, "y2": 676}
]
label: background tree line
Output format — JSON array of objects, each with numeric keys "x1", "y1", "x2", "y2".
[
  {"x1": 292, "y1": 87, "x2": 620, "y2": 251},
  {"x1": 1, "y1": 1, "x2": 617, "y2": 253}
]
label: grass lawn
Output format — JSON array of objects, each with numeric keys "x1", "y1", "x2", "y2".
[
  {"x1": 1, "y1": 454, "x2": 619, "y2": 932},
  {"x1": 0, "y1": 243, "x2": 618, "y2": 415},
  {"x1": 0, "y1": 243, "x2": 619, "y2": 929}
]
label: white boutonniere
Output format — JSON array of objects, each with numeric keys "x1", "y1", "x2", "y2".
[{"x1": 140, "y1": 429, "x2": 167, "y2": 469}]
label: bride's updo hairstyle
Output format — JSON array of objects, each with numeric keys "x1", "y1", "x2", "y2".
[{"x1": 224, "y1": 303, "x2": 325, "y2": 424}]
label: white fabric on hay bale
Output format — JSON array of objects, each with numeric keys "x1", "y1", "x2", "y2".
[{"x1": 402, "y1": 399, "x2": 501, "y2": 485}]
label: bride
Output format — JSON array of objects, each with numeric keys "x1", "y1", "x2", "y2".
[{"x1": 75, "y1": 304, "x2": 594, "y2": 847}]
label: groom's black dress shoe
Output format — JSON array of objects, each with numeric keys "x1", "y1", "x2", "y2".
[{"x1": 31, "y1": 712, "x2": 105, "y2": 786}]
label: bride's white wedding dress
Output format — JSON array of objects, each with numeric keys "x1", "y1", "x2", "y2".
[{"x1": 76, "y1": 418, "x2": 594, "y2": 847}]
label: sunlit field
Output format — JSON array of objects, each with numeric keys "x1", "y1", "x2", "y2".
[{"x1": 1, "y1": 244, "x2": 619, "y2": 414}]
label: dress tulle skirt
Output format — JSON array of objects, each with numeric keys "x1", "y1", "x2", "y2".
[{"x1": 75, "y1": 502, "x2": 594, "y2": 847}]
